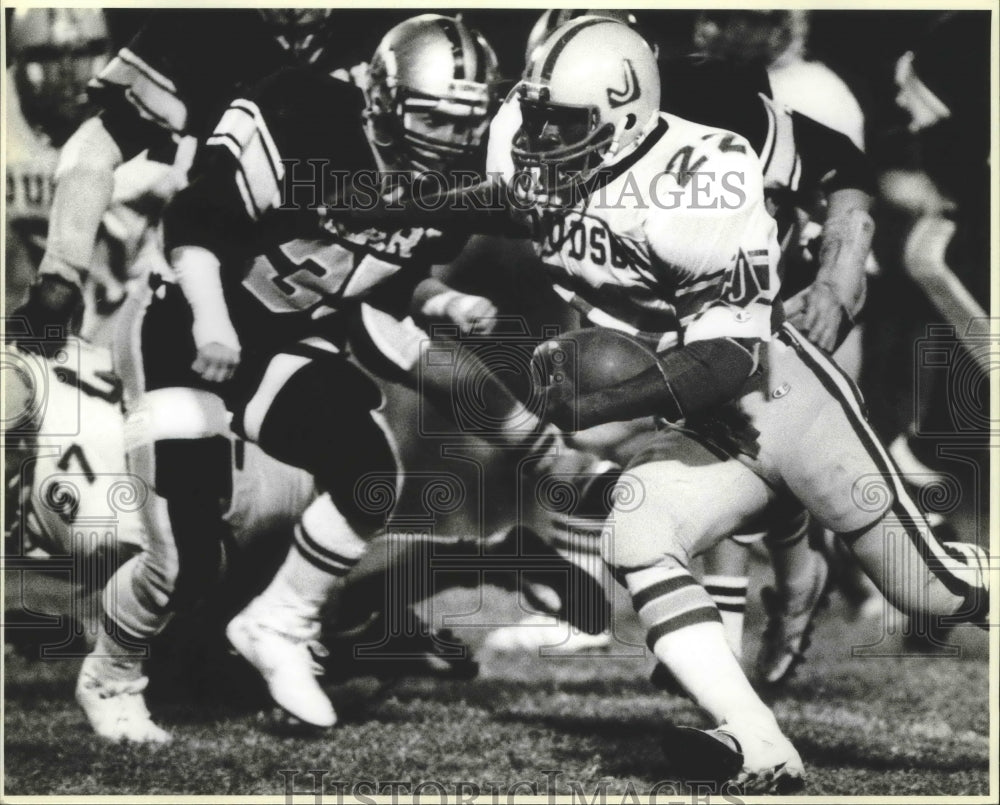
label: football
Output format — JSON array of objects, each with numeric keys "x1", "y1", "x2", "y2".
[{"x1": 532, "y1": 327, "x2": 661, "y2": 394}]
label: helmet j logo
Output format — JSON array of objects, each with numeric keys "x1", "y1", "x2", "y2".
[{"x1": 607, "y1": 59, "x2": 640, "y2": 108}]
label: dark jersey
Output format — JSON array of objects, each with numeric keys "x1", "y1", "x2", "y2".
[
  {"x1": 658, "y1": 55, "x2": 874, "y2": 299},
  {"x1": 660, "y1": 56, "x2": 873, "y2": 199},
  {"x1": 659, "y1": 56, "x2": 773, "y2": 154},
  {"x1": 89, "y1": 10, "x2": 297, "y2": 163},
  {"x1": 163, "y1": 67, "x2": 460, "y2": 346}
]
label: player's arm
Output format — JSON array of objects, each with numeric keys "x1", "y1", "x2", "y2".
[
  {"x1": 15, "y1": 13, "x2": 200, "y2": 348},
  {"x1": 9, "y1": 117, "x2": 122, "y2": 352},
  {"x1": 535, "y1": 336, "x2": 758, "y2": 431},
  {"x1": 411, "y1": 276, "x2": 498, "y2": 335},
  {"x1": 541, "y1": 137, "x2": 772, "y2": 431},
  {"x1": 160, "y1": 130, "x2": 271, "y2": 383},
  {"x1": 783, "y1": 113, "x2": 876, "y2": 351},
  {"x1": 786, "y1": 188, "x2": 874, "y2": 351}
]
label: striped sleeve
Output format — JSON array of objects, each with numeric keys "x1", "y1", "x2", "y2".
[
  {"x1": 93, "y1": 47, "x2": 188, "y2": 134},
  {"x1": 205, "y1": 99, "x2": 284, "y2": 221}
]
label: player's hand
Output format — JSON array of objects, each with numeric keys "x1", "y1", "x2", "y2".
[
  {"x1": 532, "y1": 339, "x2": 578, "y2": 431},
  {"x1": 8, "y1": 275, "x2": 83, "y2": 356},
  {"x1": 445, "y1": 293, "x2": 498, "y2": 335},
  {"x1": 192, "y1": 342, "x2": 240, "y2": 383},
  {"x1": 785, "y1": 281, "x2": 848, "y2": 353}
]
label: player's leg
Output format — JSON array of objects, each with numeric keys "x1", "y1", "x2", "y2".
[
  {"x1": 605, "y1": 429, "x2": 804, "y2": 792},
  {"x1": 78, "y1": 281, "x2": 232, "y2": 743},
  {"x1": 354, "y1": 303, "x2": 619, "y2": 645},
  {"x1": 225, "y1": 343, "x2": 398, "y2": 727},
  {"x1": 777, "y1": 326, "x2": 988, "y2": 625},
  {"x1": 754, "y1": 324, "x2": 871, "y2": 684},
  {"x1": 756, "y1": 509, "x2": 829, "y2": 685},
  {"x1": 701, "y1": 538, "x2": 751, "y2": 659}
]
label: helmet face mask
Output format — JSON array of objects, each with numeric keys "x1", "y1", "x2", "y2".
[
  {"x1": 366, "y1": 15, "x2": 499, "y2": 178},
  {"x1": 259, "y1": 9, "x2": 334, "y2": 61},
  {"x1": 511, "y1": 17, "x2": 660, "y2": 206},
  {"x1": 511, "y1": 93, "x2": 616, "y2": 199},
  {"x1": 372, "y1": 84, "x2": 495, "y2": 175},
  {"x1": 10, "y1": 9, "x2": 110, "y2": 145}
]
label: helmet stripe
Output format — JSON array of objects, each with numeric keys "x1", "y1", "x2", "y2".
[
  {"x1": 469, "y1": 32, "x2": 489, "y2": 84},
  {"x1": 539, "y1": 17, "x2": 607, "y2": 82},
  {"x1": 437, "y1": 17, "x2": 466, "y2": 80}
]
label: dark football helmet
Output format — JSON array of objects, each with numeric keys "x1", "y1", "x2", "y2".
[{"x1": 364, "y1": 14, "x2": 500, "y2": 176}]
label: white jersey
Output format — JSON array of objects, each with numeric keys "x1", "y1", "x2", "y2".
[
  {"x1": 21, "y1": 341, "x2": 147, "y2": 556},
  {"x1": 502, "y1": 112, "x2": 781, "y2": 352},
  {"x1": 18, "y1": 342, "x2": 314, "y2": 560},
  {"x1": 5, "y1": 69, "x2": 193, "y2": 308}
]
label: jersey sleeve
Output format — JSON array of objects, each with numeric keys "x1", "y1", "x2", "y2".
[
  {"x1": 645, "y1": 131, "x2": 781, "y2": 344},
  {"x1": 163, "y1": 67, "x2": 371, "y2": 264},
  {"x1": 89, "y1": 10, "x2": 290, "y2": 162}
]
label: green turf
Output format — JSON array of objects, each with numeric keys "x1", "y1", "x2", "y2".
[{"x1": 3, "y1": 579, "x2": 991, "y2": 797}]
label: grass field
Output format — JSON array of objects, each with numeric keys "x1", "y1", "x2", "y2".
[{"x1": 3, "y1": 564, "x2": 993, "y2": 799}]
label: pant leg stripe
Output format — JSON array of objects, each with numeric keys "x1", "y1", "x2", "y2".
[{"x1": 783, "y1": 325, "x2": 974, "y2": 594}]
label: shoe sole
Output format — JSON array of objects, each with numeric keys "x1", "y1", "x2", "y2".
[
  {"x1": 661, "y1": 725, "x2": 744, "y2": 784},
  {"x1": 662, "y1": 727, "x2": 804, "y2": 794},
  {"x1": 735, "y1": 763, "x2": 805, "y2": 794}
]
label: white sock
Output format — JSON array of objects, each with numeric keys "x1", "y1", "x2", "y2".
[
  {"x1": 625, "y1": 566, "x2": 775, "y2": 730},
  {"x1": 254, "y1": 493, "x2": 368, "y2": 621},
  {"x1": 703, "y1": 574, "x2": 748, "y2": 659}
]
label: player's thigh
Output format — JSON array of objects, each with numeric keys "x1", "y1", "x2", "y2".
[
  {"x1": 605, "y1": 429, "x2": 774, "y2": 570},
  {"x1": 236, "y1": 343, "x2": 400, "y2": 521},
  {"x1": 765, "y1": 328, "x2": 892, "y2": 534}
]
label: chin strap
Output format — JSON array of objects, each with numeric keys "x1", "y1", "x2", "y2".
[{"x1": 603, "y1": 112, "x2": 661, "y2": 168}]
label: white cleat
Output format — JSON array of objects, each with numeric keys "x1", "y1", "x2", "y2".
[
  {"x1": 226, "y1": 605, "x2": 336, "y2": 728},
  {"x1": 662, "y1": 721, "x2": 805, "y2": 794},
  {"x1": 76, "y1": 662, "x2": 171, "y2": 744}
]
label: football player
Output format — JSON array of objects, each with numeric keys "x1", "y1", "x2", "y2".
[
  {"x1": 503, "y1": 9, "x2": 878, "y2": 679},
  {"x1": 495, "y1": 18, "x2": 988, "y2": 792},
  {"x1": 12, "y1": 9, "x2": 335, "y2": 353},
  {"x1": 5, "y1": 8, "x2": 190, "y2": 345},
  {"x1": 676, "y1": 8, "x2": 883, "y2": 678},
  {"x1": 73, "y1": 14, "x2": 509, "y2": 742},
  {"x1": 2, "y1": 331, "x2": 484, "y2": 692}
]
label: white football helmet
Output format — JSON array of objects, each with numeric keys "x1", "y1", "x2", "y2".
[
  {"x1": 365, "y1": 14, "x2": 500, "y2": 176},
  {"x1": 524, "y1": 9, "x2": 642, "y2": 67},
  {"x1": 512, "y1": 17, "x2": 660, "y2": 199}
]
